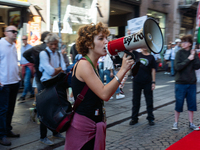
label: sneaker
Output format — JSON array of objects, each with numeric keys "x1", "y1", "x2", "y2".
[
  {"x1": 32, "y1": 101, "x2": 36, "y2": 106},
  {"x1": 17, "y1": 96, "x2": 25, "y2": 101},
  {"x1": 116, "y1": 94, "x2": 125, "y2": 99},
  {"x1": 40, "y1": 137, "x2": 54, "y2": 145},
  {"x1": 172, "y1": 122, "x2": 178, "y2": 130},
  {"x1": 164, "y1": 72, "x2": 168, "y2": 74},
  {"x1": 129, "y1": 120, "x2": 138, "y2": 125},
  {"x1": 189, "y1": 122, "x2": 200, "y2": 131},
  {"x1": 53, "y1": 133, "x2": 65, "y2": 139},
  {"x1": 7, "y1": 131, "x2": 20, "y2": 138},
  {"x1": 149, "y1": 120, "x2": 155, "y2": 126}
]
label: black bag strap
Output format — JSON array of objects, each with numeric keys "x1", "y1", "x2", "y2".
[
  {"x1": 69, "y1": 57, "x2": 88, "y2": 111},
  {"x1": 73, "y1": 84, "x2": 88, "y2": 111}
]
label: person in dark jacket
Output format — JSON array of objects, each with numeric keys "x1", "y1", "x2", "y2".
[
  {"x1": 23, "y1": 31, "x2": 50, "y2": 92},
  {"x1": 172, "y1": 34, "x2": 200, "y2": 131}
]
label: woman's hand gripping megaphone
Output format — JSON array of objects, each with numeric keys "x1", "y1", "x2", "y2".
[
  {"x1": 118, "y1": 50, "x2": 136, "y2": 69},
  {"x1": 120, "y1": 51, "x2": 135, "y2": 73}
]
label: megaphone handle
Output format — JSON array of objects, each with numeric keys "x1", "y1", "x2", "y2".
[{"x1": 124, "y1": 50, "x2": 135, "y2": 60}]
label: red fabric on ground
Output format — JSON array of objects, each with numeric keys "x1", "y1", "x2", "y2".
[{"x1": 166, "y1": 130, "x2": 200, "y2": 150}]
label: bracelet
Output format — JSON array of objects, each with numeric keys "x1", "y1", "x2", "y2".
[
  {"x1": 115, "y1": 75, "x2": 121, "y2": 84},
  {"x1": 152, "y1": 81, "x2": 156, "y2": 84}
]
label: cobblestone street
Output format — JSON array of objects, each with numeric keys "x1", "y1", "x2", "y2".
[{"x1": 1, "y1": 72, "x2": 200, "y2": 150}]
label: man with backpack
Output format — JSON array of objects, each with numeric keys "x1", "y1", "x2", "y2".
[
  {"x1": 23, "y1": 31, "x2": 50, "y2": 93},
  {"x1": 38, "y1": 33, "x2": 66, "y2": 145},
  {"x1": 23, "y1": 32, "x2": 66, "y2": 145}
]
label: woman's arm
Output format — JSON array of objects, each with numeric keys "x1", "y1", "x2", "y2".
[{"x1": 76, "y1": 54, "x2": 134, "y2": 101}]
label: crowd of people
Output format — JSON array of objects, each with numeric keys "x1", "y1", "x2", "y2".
[{"x1": 1, "y1": 23, "x2": 200, "y2": 150}]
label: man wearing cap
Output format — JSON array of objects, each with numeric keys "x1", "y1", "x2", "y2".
[{"x1": 174, "y1": 39, "x2": 182, "y2": 52}]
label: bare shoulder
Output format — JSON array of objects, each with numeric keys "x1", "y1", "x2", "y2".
[{"x1": 76, "y1": 60, "x2": 94, "y2": 81}]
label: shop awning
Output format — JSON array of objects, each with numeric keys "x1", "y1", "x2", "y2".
[
  {"x1": 0, "y1": 0, "x2": 31, "y2": 7},
  {"x1": 28, "y1": 4, "x2": 45, "y2": 22},
  {"x1": 179, "y1": 1, "x2": 199, "y2": 17}
]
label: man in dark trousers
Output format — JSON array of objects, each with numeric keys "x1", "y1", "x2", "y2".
[
  {"x1": 0, "y1": 25, "x2": 21, "y2": 146},
  {"x1": 129, "y1": 48, "x2": 156, "y2": 126}
]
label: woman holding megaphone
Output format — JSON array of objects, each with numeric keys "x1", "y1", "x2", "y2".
[{"x1": 64, "y1": 22, "x2": 134, "y2": 150}]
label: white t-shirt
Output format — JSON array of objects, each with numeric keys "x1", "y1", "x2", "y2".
[{"x1": 0, "y1": 38, "x2": 20, "y2": 85}]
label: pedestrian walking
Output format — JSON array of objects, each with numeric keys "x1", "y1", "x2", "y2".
[
  {"x1": 169, "y1": 42, "x2": 177, "y2": 76},
  {"x1": 104, "y1": 54, "x2": 125, "y2": 99},
  {"x1": 70, "y1": 43, "x2": 78, "y2": 63},
  {"x1": 129, "y1": 48, "x2": 156, "y2": 126},
  {"x1": 98, "y1": 56, "x2": 105, "y2": 83},
  {"x1": 164, "y1": 44, "x2": 172, "y2": 74},
  {"x1": 0, "y1": 25, "x2": 21, "y2": 146},
  {"x1": 64, "y1": 22, "x2": 134, "y2": 150},
  {"x1": 61, "y1": 44, "x2": 70, "y2": 67},
  {"x1": 23, "y1": 31, "x2": 50, "y2": 93},
  {"x1": 18, "y1": 35, "x2": 34, "y2": 102},
  {"x1": 172, "y1": 34, "x2": 200, "y2": 131}
]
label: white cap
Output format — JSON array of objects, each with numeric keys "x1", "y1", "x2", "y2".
[
  {"x1": 171, "y1": 42, "x2": 176, "y2": 45},
  {"x1": 175, "y1": 39, "x2": 181, "y2": 43}
]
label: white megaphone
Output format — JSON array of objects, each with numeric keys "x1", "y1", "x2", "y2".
[{"x1": 106, "y1": 18, "x2": 164, "y2": 56}]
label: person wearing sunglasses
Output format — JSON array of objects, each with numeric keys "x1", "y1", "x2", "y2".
[
  {"x1": 18, "y1": 35, "x2": 35, "y2": 102},
  {"x1": 0, "y1": 25, "x2": 20, "y2": 146}
]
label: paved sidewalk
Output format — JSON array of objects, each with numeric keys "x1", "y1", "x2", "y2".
[{"x1": 1, "y1": 72, "x2": 200, "y2": 150}]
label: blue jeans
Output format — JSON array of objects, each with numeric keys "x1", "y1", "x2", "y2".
[
  {"x1": 98, "y1": 62, "x2": 104, "y2": 83},
  {"x1": 171, "y1": 59, "x2": 174, "y2": 76},
  {"x1": 0, "y1": 82, "x2": 19, "y2": 138},
  {"x1": 104, "y1": 69, "x2": 120, "y2": 94},
  {"x1": 22, "y1": 66, "x2": 34, "y2": 97},
  {"x1": 175, "y1": 84, "x2": 197, "y2": 112}
]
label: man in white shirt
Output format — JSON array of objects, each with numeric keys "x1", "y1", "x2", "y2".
[{"x1": 0, "y1": 26, "x2": 21, "y2": 146}]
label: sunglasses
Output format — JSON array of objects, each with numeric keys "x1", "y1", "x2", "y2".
[
  {"x1": 6, "y1": 30, "x2": 18, "y2": 34},
  {"x1": 22, "y1": 39, "x2": 27, "y2": 40}
]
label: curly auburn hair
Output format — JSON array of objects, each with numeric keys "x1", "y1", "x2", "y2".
[
  {"x1": 76, "y1": 22, "x2": 110, "y2": 56},
  {"x1": 181, "y1": 34, "x2": 193, "y2": 48}
]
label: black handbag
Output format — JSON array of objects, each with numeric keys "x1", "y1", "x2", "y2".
[{"x1": 36, "y1": 71, "x2": 88, "y2": 132}]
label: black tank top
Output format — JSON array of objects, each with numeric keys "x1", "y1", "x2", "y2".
[{"x1": 72, "y1": 61, "x2": 103, "y2": 123}]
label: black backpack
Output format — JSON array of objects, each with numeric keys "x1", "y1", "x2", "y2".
[{"x1": 36, "y1": 58, "x2": 88, "y2": 133}]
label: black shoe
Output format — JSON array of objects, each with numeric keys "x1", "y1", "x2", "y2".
[
  {"x1": 129, "y1": 120, "x2": 138, "y2": 125},
  {"x1": 0, "y1": 137, "x2": 11, "y2": 146},
  {"x1": 7, "y1": 131, "x2": 20, "y2": 138},
  {"x1": 17, "y1": 96, "x2": 25, "y2": 101},
  {"x1": 149, "y1": 120, "x2": 155, "y2": 126},
  {"x1": 29, "y1": 94, "x2": 35, "y2": 99}
]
